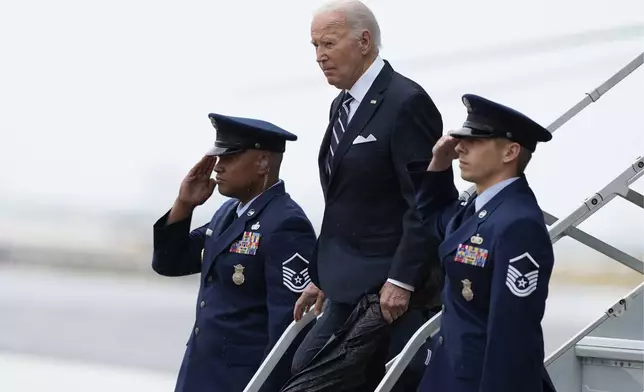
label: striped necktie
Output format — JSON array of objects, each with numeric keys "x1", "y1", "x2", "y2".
[{"x1": 326, "y1": 92, "x2": 354, "y2": 174}]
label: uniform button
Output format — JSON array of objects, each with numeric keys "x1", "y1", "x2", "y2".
[
  {"x1": 438, "y1": 336, "x2": 443, "y2": 345},
  {"x1": 194, "y1": 327, "x2": 200, "y2": 335},
  {"x1": 200, "y1": 301, "x2": 206, "y2": 309}
]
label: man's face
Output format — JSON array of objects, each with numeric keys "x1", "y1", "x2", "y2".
[
  {"x1": 310, "y1": 11, "x2": 366, "y2": 90},
  {"x1": 213, "y1": 150, "x2": 263, "y2": 199},
  {"x1": 455, "y1": 138, "x2": 515, "y2": 184}
]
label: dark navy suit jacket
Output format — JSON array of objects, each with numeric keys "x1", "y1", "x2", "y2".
[
  {"x1": 407, "y1": 162, "x2": 556, "y2": 392},
  {"x1": 313, "y1": 60, "x2": 445, "y2": 306},
  {"x1": 152, "y1": 182, "x2": 316, "y2": 392}
]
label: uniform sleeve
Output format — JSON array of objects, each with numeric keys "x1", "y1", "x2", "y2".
[
  {"x1": 151, "y1": 209, "x2": 208, "y2": 277},
  {"x1": 480, "y1": 218, "x2": 555, "y2": 392},
  {"x1": 259, "y1": 215, "x2": 317, "y2": 392},
  {"x1": 387, "y1": 92, "x2": 451, "y2": 290},
  {"x1": 406, "y1": 161, "x2": 461, "y2": 243}
]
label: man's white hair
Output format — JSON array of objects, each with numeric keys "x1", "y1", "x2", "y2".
[{"x1": 315, "y1": 0, "x2": 382, "y2": 51}]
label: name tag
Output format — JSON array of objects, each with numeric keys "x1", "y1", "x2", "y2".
[
  {"x1": 455, "y1": 244, "x2": 489, "y2": 267},
  {"x1": 229, "y1": 231, "x2": 261, "y2": 255}
]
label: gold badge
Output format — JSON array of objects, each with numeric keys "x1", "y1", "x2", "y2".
[
  {"x1": 461, "y1": 279, "x2": 474, "y2": 301},
  {"x1": 232, "y1": 264, "x2": 245, "y2": 286},
  {"x1": 470, "y1": 234, "x2": 483, "y2": 245}
]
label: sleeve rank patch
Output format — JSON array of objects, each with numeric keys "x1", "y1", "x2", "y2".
[
  {"x1": 506, "y1": 252, "x2": 539, "y2": 297},
  {"x1": 282, "y1": 253, "x2": 311, "y2": 293}
]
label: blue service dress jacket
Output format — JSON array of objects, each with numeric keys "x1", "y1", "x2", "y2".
[
  {"x1": 407, "y1": 162, "x2": 556, "y2": 392},
  {"x1": 152, "y1": 181, "x2": 317, "y2": 392}
]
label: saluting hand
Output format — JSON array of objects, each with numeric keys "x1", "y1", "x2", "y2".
[
  {"x1": 427, "y1": 135, "x2": 460, "y2": 172},
  {"x1": 166, "y1": 156, "x2": 217, "y2": 225},
  {"x1": 178, "y1": 155, "x2": 218, "y2": 207},
  {"x1": 379, "y1": 282, "x2": 411, "y2": 324},
  {"x1": 293, "y1": 283, "x2": 325, "y2": 321}
]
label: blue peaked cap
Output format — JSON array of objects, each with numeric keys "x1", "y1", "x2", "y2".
[
  {"x1": 449, "y1": 94, "x2": 552, "y2": 152},
  {"x1": 206, "y1": 113, "x2": 297, "y2": 156}
]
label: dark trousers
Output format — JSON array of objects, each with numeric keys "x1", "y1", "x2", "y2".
[{"x1": 291, "y1": 300, "x2": 430, "y2": 392}]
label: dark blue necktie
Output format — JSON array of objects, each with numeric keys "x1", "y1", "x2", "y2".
[
  {"x1": 462, "y1": 200, "x2": 477, "y2": 222},
  {"x1": 326, "y1": 92, "x2": 354, "y2": 174}
]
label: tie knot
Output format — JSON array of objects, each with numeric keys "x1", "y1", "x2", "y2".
[{"x1": 342, "y1": 92, "x2": 353, "y2": 106}]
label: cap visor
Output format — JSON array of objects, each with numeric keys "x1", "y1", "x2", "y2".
[
  {"x1": 205, "y1": 146, "x2": 245, "y2": 157},
  {"x1": 448, "y1": 127, "x2": 493, "y2": 139},
  {"x1": 205, "y1": 146, "x2": 227, "y2": 156}
]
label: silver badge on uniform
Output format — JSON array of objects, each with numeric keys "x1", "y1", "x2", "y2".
[
  {"x1": 470, "y1": 234, "x2": 483, "y2": 245},
  {"x1": 251, "y1": 222, "x2": 260, "y2": 230},
  {"x1": 232, "y1": 264, "x2": 245, "y2": 286},
  {"x1": 247, "y1": 209, "x2": 255, "y2": 217},
  {"x1": 461, "y1": 279, "x2": 474, "y2": 301},
  {"x1": 478, "y1": 210, "x2": 487, "y2": 219},
  {"x1": 205, "y1": 228, "x2": 213, "y2": 237}
]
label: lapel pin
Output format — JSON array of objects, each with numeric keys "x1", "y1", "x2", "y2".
[
  {"x1": 370, "y1": 99, "x2": 377, "y2": 104},
  {"x1": 251, "y1": 222, "x2": 260, "y2": 230},
  {"x1": 205, "y1": 228, "x2": 213, "y2": 237},
  {"x1": 478, "y1": 210, "x2": 487, "y2": 219},
  {"x1": 247, "y1": 209, "x2": 255, "y2": 217}
]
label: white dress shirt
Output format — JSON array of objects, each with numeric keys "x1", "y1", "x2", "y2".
[{"x1": 345, "y1": 56, "x2": 385, "y2": 124}]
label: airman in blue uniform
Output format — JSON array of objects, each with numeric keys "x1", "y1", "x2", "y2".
[
  {"x1": 152, "y1": 114, "x2": 317, "y2": 392},
  {"x1": 407, "y1": 94, "x2": 557, "y2": 392}
]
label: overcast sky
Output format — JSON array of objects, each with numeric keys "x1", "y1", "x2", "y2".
[{"x1": 1, "y1": 0, "x2": 643, "y2": 269}]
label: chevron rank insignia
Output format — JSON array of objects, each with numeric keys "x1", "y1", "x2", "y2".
[
  {"x1": 282, "y1": 253, "x2": 310, "y2": 293},
  {"x1": 506, "y1": 252, "x2": 539, "y2": 297}
]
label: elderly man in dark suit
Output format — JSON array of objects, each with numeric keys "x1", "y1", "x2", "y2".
[{"x1": 291, "y1": 0, "x2": 447, "y2": 389}]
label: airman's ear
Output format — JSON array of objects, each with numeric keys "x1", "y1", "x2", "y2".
[
  {"x1": 257, "y1": 154, "x2": 270, "y2": 173},
  {"x1": 503, "y1": 142, "x2": 521, "y2": 164}
]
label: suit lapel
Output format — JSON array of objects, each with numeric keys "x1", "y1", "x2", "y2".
[
  {"x1": 202, "y1": 182, "x2": 286, "y2": 281},
  {"x1": 328, "y1": 62, "x2": 393, "y2": 183}
]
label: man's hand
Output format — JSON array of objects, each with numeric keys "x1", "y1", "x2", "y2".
[
  {"x1": 427, "y1": 135, "x2": 459, "y2": 172},
  {"x1": 293, "y1": 283, "x2": 325, "y2": 321},
  {"x1": 379, "y1": 281, "x2": 411, "y2": 323},
  {"x1": 178, "y1": 155, "x2": 218, "y2": 206},
  {"x1": 167, "y1": 156, "x2": 217, "y2": 225}
]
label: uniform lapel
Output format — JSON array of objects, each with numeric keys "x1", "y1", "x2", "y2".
[
  {"x1": 439, "y1": 203, "x2": 480, "y2": 261},
  {"x1": 328, "y1": 62, "x2": 393, "y2": 183},
  {"x1": 438, "y1": 178, "x2": 527, "y2": 261},
  {"x1": 202, "y1": 182, "x2": 286, "y2": 281},
  {"x1": 215, "y1": 202, "x2": 238, "y2": 236}
]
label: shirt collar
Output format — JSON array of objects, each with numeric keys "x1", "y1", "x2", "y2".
[
  {"x1": 346, "y1": 56, "x2": 385, "y2": 104},
  {"x1": 236, "y1": 179, "x2": 283, "y2": 217},
  {"x1": 474, "y1": 177, "x2": 519, "y2": 212}
]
